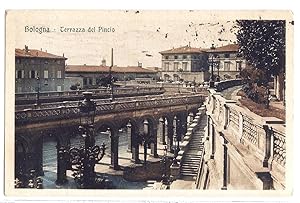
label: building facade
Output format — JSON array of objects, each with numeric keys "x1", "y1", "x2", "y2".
[
  {"x1": 65, "y1": 62, "x2": 158, "y2": 89},
  {"x1": 159, "y1": 45, "x2": 210, "y2": 83},
  {"x1": 15, "y1": 46, "x2": 67, "y2": 93},
  {"x1": 206, "y1": 44, "x2": 247, "y2": 80}
]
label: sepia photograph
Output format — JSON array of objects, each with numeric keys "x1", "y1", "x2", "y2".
[{"x1": 4, "y1": 9, "x2": 293, "y2": 197}]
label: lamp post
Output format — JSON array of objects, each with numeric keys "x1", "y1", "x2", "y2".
[
  {"x1": 109, "y1": 48, "x2": 114, "y2": 101},
  {"x1": 35, "y1": 76, "x2": 40, "y2": 106},
  {"x1": 68, "y1": 91, "x2": 112, "y2": 189},
  {"x1": 209, "y1": 44, "x2": 216, "y2": 88},
  {"x1": 161, "y1": 145, "x2": 171, "y2": 189}
]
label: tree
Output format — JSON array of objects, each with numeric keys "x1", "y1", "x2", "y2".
[{"x1": 236, "y1": 20, "x2": 286, "y2": 100}]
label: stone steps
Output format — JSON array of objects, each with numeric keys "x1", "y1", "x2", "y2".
[{"x1": 180, "y1": 114, "x2": 206, "y2": 179}]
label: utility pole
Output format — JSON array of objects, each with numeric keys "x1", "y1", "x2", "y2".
[{"x1": 110, "y1": 48, "x2": 114, "y2": 101}]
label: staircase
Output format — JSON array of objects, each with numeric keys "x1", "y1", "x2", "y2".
[{"x1": 180, "y1": 115, "x2": 207, "y2": 180}]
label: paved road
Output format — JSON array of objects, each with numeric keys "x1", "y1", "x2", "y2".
[{"x1": 220, "y1": 85, "x2": 242, "y2": 100}]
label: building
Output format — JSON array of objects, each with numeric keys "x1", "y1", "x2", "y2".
[
  {"x1": 15, "y1": 46, "x2": 67, "y2": 93},
  {"x1": 65, "y1": 61, "x2": 158, "y2": 89},
  {"x1": 205, "y1": 44, "x2": 247, "y2": 80},
  {"x1": 159, "y1": 45, "x2": 210, "y2": 83}
]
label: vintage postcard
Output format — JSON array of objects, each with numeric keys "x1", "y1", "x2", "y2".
[{"x1": 5, "y1": 10, "x2": 293, "y2": 198}]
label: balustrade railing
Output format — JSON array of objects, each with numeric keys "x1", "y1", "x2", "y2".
[
  {"x1": 206, "y1": 88, "x2": 286, "y2": 182},
  {"x1": 15, "y1": 95, "x2": 205, "y2": 125}
]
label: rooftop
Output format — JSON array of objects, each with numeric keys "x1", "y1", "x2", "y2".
[
  {"x1": 159, "y1": 45, "x2": 205, "y2": 54},
  {"x1": 65, "y1": 65, "x2": 157, "y2": 73},
  {"x1": 15, "y1": 46, "x2": 67, "y2": 60}
]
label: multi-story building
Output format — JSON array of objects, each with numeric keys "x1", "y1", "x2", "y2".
[
  {"x1": 15, "y1": 46, "x2": 67, "y2": 93},
  {"x1": 205, "y1": 44, "x2": 247, "y2": 80},
  {"x1": 65, "y1": 61, "x2": 158, "y2": 89},
  {"x1": 159, "y1": 45, "x2": 210, "y2": 83}
]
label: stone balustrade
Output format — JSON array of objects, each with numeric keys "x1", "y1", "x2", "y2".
[
  {"x1": 201, "y1": 88, "x2": 286, "y2": 190},
  {"x1": 15, "y1": 94, "x2": 206, "y2": 125}
]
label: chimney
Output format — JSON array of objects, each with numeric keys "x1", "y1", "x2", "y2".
[
  {"x1": 63, "y1": 53, "x2": 64, "y2": 57},
  {"x1": 138, "y1": 62, "x2": 142, "y2": 67},
  {"x1": 25, "y1": 45, "x2": 29, "y2": 52},
  {"x1": 188, "y1": 42, "x2": 191, "y2": 47},
  {"x1": 101, "y1": 58, "x2": 106, "y2": 66}
]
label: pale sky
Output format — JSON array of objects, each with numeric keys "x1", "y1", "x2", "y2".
[{"x1": 12, "y1": 10, "x2": 241, "y2": 67}]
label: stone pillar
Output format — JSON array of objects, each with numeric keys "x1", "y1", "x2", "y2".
[
  {"x1": 181, "y1": 113, "x2": 188, "y2": 139},
  {"x1": 159, "y1": 118, "x2": 166, "y2": 145},
  {"x1": 221, "y1": 135, "x2": 228, "y2": 190},
  {"x1": 167, "y1": 119, "x2": 174, "y2": 153},
  {"x1": 131, "y1": 131, "x2": 140, "y2": 164},
  {"x1": 263, "y1": 125, "x2": 273, "y2": 168},
  {"x1": 210, "y1": 124, "x2": 215, "y2": 159},
  {"x1": 110, "y1": 129, "x2": 120, "y2": 170},
  {"x1": 35, "y1": 138, "x2": 44, "y2": 176},
  {"x1": 150, "y1": 126, "x2": 159, "y2": 158},
  {"x1": 127, "y1": 123, "x2": 132, "y2": 152},
  {"x1": 56, "y1": 145, "x2": 68, "y2": 185}
]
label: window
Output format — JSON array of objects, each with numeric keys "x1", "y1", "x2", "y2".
[
  {"x1": 57, "y1": 70, "x2": 62, "y2": 78},
  {"x1": 182, "y1": 55, "x2": 187, "y2": 59},
  {"x1": 165, "y1": 56, "x2": 169, "y2": 59},
  {"x1": 164, "y1": 62, "x2": 169, "y2": 71},
  {"x1": 89, "y1": 78, "x2": 93, "y2": 85},
  {"x1": 224, "y1": 53, "x2": 230, "y2": 58},
  {"x1": 57, "y1": 60, "x2": 61, "y2": 64},
  {"x1": 31, "y1": 59, "x2": 35, "y2": 64},
  {"x1": 236, "y1": 61, "x2": 242, "y2": 71},
  {"x1": 174, "y1": 62, "x2": 179, "y2": 71},
  {"x1": 83, "y1": 78, "x2": 87, "y2": 85},
  {"x1": 29, "y1": 70, "x2": 37, "y2": 78},
  {"x1": 182, "y1": 62, "x2": 188, "y2": 71},
  {"x1": 44, "y1": 70, "x2": 49, "y2": 79},
  {"x1": 174, "y1": 55, "x2": 178, "y2": 59},
  {"x1": 16, "y1": 70, "x2": 24, "y2": 79},
  {"x1": 57, "y1": 86, "x2": 62, "y2": 91},
  {"x1": 224, "y1": 62, "x2": 230, "y2": 71}
]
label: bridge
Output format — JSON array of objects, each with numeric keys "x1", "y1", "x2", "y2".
[{"x1": 15, "y1": 93, "x2": 206, "y2": 185}]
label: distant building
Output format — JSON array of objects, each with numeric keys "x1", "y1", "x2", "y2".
[
  {"x1": 159, "y1": 45, "x2": 210, "y2": 83},
  {"x1": 15, "y1": 46, "x2": 67, "y2": 93},
  {"x1": 65, "y1": 61, "x2": 158, "y2": 89},
  {"x1": 205, "y1": 44, "x2": 247, "y2": 80}
]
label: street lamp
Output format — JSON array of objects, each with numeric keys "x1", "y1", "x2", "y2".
[
  {"x1": 109, "y1": 48, "x2": 114, "y2": 101},
  {"x1": 68, "y1": 92, "x2": 112, "y2": 189},
  {"x1": 161, "y1": 145, "x2": 171, "y2": 189},
  {"x1": 35, "y1": 76, "x2": 40, "y2": 106},
  {"x1": 209, "y1": 44, "x2": 216, "y2": 88}
]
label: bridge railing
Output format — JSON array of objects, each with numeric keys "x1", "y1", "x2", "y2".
[
  {"x1": 206, "y1": 89, "x2": 286, "y2": 188},
  {"x1": 15, "y1": 94, "x2": 206, "y2": 125},
  {"x1": 15, "y1": 87, "x2": 165, "y2": 105},
  {"x1": 15, "y1": 93, "x2": 195, "y2": 111}
]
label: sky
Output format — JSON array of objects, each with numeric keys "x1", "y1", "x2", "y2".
[{"x1": 11, "y1": 10, "x2": 239, "y2": 68}]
